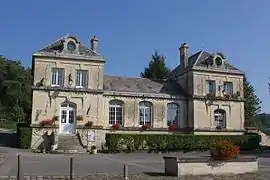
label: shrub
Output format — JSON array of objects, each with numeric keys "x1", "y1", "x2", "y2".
[
  {"x1": 17, "y1": 124, "x2": 32, "y2": 149},
  {"x1": 105, "y1": 133, "x2": 261, "y2": 153}
]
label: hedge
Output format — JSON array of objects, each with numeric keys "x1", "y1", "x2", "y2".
[
  {"x1": 17, "y1": 124, "x2": 32, "y2": 149},
  {"x1": 105, "y1": 133, "x2": 261, "y2": 153}
]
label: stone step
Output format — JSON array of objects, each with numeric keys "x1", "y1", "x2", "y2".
[{"x1": 55, "y1": 134, "x2": 86, "y2": 154}]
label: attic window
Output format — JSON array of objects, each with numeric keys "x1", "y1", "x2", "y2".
[
  {"x1": 67, "y1": 41, "x2": 76, "y2": 52},
  {"x1": 215, "y1": 57, "x2": 223, "y2": 66}
]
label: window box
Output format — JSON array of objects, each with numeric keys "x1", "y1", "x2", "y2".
[
  {"x1": 140, "y1": 123, "x2": 151, "y2": 131},
  {"x1": 111, "y1": 123, "x2": 121, "y2": 130}
]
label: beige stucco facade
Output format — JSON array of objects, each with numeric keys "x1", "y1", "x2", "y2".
[{"x1": 30, "y1": 35, "x2": 246, "y2": 150}]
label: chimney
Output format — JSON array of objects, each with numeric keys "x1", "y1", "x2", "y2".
[
  {"x1": 90, "y1": 36, "x2": 99, "y2": 53},
  {"x1": 179, "y1": 43, "x2": 189, "y2": 69}
]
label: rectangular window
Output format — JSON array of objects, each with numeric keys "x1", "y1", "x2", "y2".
[
  {"x1": 75, "y1": 70, "x2": 88, "y2": 88},
  {"x1": 205, "y1": 80, "x2": 216, "y2": 94},
  {"x1": 51, "y1": 68, "x2": 64, "y2": 86},
  {"x1": 223, "y1": 82, "x2": 233, "y2": 95}
]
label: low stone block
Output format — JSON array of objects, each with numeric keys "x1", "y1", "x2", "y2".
[{"x1": 163, "y1": 156, "x2": 258, "y2": 176}]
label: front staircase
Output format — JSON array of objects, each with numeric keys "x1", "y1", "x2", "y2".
[{"x1": 54, "y1": 134, "x2": 86, "y2": 153}]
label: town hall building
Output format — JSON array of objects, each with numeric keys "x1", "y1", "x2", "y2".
[{"x1": 30, "y1": 34, "x2": 245, "y2": 152}]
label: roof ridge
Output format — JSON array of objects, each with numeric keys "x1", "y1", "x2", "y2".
[
  {"x1": 192, "y1": 50, "x2": 204, "y2": 67},
  {"x1": 37, "y1": 33, "x2": 70, "y2": 52},
  {"x1": 104, "y1": 75, "x2": 167, "y2": 81}
]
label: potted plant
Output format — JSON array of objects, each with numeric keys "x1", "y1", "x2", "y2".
[
  {"x1": 210, "y1": 140, "x2": 240, "y2": 160},
  {"x1": 76, "y1": 115, "x2": 83, "y2": 121},
  {"x1": 141, "y1": 123, "x2": 151, "y2": 131},
  {"x1": 85, "y1": 121, "x2": 93, "y2": 127},
  {"x1": 111, "y1": 123, "x2": 121, "y2": 130},
  {"x1": 91, "y1": 145, "x2": 97, "y2": 154},
  {"x1": 168, "y1": 124, "x2": 177, "y2": 131},
  {"x1": 40, "y1": 119, "x2": 53, "y2": 127}
]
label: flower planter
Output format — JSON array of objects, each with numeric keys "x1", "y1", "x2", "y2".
[
  {"x1": 164, "y1": 156, "x2": 258, "y2": 176},
  {"x1": 91, "y1": 145, "x2": 97, "y2": 154},
  {"x1": 91, "y1": 148, "x2": 97, "y2": 154}
]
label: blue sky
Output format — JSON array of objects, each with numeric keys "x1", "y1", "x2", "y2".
[{"x1": 0, "y1": 0, "x2": 269, "y2": 112}]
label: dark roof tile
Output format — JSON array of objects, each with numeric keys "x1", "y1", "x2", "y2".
[{"x1": 103, "y1": 75, "x2": 186, "y2": 96}]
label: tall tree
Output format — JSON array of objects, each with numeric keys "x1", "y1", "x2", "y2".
[
  {"x1": 244, "y1": 75, "x2": 262, "y2": 126},
  {"x1": 140, "y1": 51, "x2": 171, "y2": 79},
  {"x1": 0, "y1": 56, "x2": 32, "y2": 123}
]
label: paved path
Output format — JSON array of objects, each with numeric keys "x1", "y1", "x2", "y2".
[{"x1": 1, "y1": 147, "x2": 270, "y2": 179}]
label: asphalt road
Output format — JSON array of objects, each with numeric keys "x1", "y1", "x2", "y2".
[{"x1": 1, "y1": 147, "x2": 270, "y2": 176}]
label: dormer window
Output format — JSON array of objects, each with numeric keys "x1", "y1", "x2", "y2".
[
  {"x1": 67, "y1": 41, "x2": 76, "y2": 52},
  {"x1": 215, "y1": 57, "x2": 223, "y2": 66}
]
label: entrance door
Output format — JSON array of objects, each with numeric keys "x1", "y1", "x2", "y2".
[{"x1": 59, "y1": 103, "x2": 76, "y2": 134}]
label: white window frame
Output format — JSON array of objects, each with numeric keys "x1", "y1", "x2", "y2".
[
  {"x1": 51, "y1": 68, "x2": 63, "y2": 87},
  {"x1": 167, "y1": 103, "x2": 179, "y2": 126},
  {"x1": 224, "y1": 82, "x2": 233, "y2": 95},
  {"x1": 109, "y1": 100, "x2": 124, "y2": 125},
  {"x1": 75, "y1": 70, "x2": 87, "y2": 88},
  {"x1": 214, "y1": 109, "x2": 226, "y2": 128},
  {"x1": 206, "y1": 80, "x2": 216, "y2": 94},
  {"x1": 139, "y1": 101, "x2": 152, "y2": 126}
]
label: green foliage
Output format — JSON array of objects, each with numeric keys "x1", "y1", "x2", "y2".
[
  {"x1": 244, "y1": 75, "x2": 262, "y2": 126},
  {"x1": 140, "y1": 51, "x2": 171, "y2": 79},
  {"x1": 105, "y1": 133, "x2": 261, "y2": 153},
  {"x1": 0, "y1": 56, "x2": 32, "y2": 123},
  {"x1": 17, "y1": 125, "x2": 32, "y2": 149},
  {"x1": 250, "y1": 113, "x2": 270, "y2": 135}
]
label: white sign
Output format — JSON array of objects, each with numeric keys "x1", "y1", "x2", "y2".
[{"x1": 87, "y1": 130, "x2": 96, "y2": 142}]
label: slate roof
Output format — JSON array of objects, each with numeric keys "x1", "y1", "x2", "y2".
[
  {"x1": 170, "y1": 50, "x2": 242, "y2": 75},
  {"x1": 103, "y1": 75, "x2": 187, "y2": 96},
  {"x1": 35, "y1": 34, "x2": 99, "y2": 57}
]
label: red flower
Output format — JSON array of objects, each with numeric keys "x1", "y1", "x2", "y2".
[
  {"x1": 141, "y1": 123, "x2": 151, "y2": 130},
  {"x1": 112, "y1": 123, "x2": 121, "y2": 129},
  {"x1": 169, "y1": 124, "x2": 177, "y2": 131},
  {"x1": 210, "y1": 140, "x2": 240, "y2": 160},
  {"x1": 40, "y1": 119, "x2": 53, "y2": 126}
]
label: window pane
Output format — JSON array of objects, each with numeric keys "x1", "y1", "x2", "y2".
[
  {"x1": 76, "y1": 70, "x2": 88, "y2": 88},
  {"x1": 76, "y1": 71, "x2": 80, "y2": 86},
  {"x1": 68, "y1": 110, "x2": 74, "y2": 123},
  {"x1": 51, "y1": 69, "x2": 57, "y2": 85},
  {"x1": 206, "y1": 81, "x2": 210, "y2": 94},
  {"x1": 58, "y1": 69, "x2": 64, "y2": 86},
  {"x1": 109, "y1": 107, "x2": 115, "y2": 124},
  {"x1": 224, "y1": 82, "x2": 233, "y2": 95},
  {"x1": 82, "y1": 71, "x2": 88, "y2": 88},
  {"x1": 61, "y1": 110, "x2": 67, "y2": 123}
]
